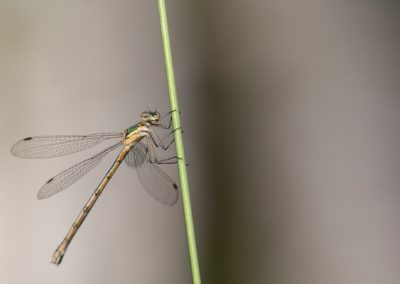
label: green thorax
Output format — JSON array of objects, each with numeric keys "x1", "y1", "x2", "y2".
[{"x1": 126, "y1": 123, "x2": 140, "y2": 135}]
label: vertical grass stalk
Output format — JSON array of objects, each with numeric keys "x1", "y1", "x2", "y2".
[{"x1": 157, "y1": 1, "x2": 201, "y2": 283}]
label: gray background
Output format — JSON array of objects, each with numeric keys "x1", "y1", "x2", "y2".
[{"x1": 1, "y1": 1, "x2": 400, "y2": 283}]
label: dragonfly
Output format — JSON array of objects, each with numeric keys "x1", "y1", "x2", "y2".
[{"x1": 10, "y1": 110, "x2": 181, "y2": 265}]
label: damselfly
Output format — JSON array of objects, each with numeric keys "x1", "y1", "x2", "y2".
[{"x1": 11, "y1": 110, "x2": 180, "y2": 265}]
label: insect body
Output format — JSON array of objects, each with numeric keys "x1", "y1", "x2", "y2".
[{"x1": 11, "y1": 110, "x2": 180, "y2": 264}]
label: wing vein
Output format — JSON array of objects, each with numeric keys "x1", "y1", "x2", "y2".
[
  {"x1": 11, "y1": 133, "x2": 123, "y2": 158},
  {"x1": 37, "y1": 142, "x2": 122, "y2": 199}
]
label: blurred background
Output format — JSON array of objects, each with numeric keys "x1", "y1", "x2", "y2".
[{"x1": 1, "y1": 0, "x2": 400, "y2": 283}]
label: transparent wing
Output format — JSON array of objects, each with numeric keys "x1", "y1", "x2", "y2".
[
  {"x1": 125, "y1": 142, "x2": 179, "y2": 206},
  {"x1": 124, "y1": 142, "x2": 147, "y2": 168},
  {"x1": 37, "y1": 142, "x2": 121, "y2": 199},
  {"x1": 11, "y1": 133, "x2": 123, "y2": 159}
]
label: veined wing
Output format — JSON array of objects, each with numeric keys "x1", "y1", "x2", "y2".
[
  {"x1": 125, "y1": 142, "x2": 179, "y2": 206},
  {"x1": 11, "y1": 133, "x2": 123, "y2": 159},
  {"x1": 37, "y1": 142, "x2": 121, "y2": 199}
]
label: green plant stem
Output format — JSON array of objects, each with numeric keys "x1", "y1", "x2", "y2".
[{"x1": 157, "y1": 1, "x2": 201, "y2": 283}]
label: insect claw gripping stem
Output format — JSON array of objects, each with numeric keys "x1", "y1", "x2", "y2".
[
  {"x1": 165, "y1": 108, "x2": 181, "y2": 115},
  {"x1": 170, "y1": 127, "x2": 184, "y2": 135},
  {"x1": 176, "y1": 156, "x2": 189, "y2": 166},
  {"x1": 164, "y1": 109, "x2": 176, "y2": 116}
]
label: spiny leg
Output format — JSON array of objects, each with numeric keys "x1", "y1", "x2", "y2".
[
  {"x1": 146, "y1": 127, "x2": 182, "y2": 151},
  {"x1": 144, "y1": 135, "x2": 188, "y2": 165}
]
